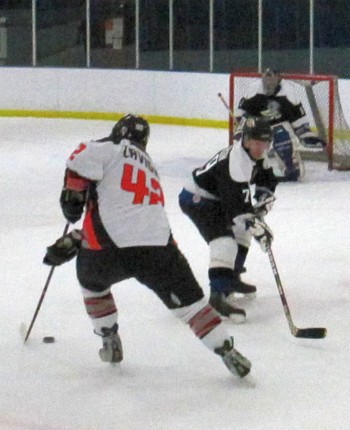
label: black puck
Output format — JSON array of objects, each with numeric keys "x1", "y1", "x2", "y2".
[{"x1": 42, "y1": 336, "x2": 55, "y2": 343}]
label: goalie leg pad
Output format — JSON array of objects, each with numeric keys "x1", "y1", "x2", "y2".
[
  {"x1": 272, "y1": 123, "x2": 301, "y2": 181},
  {"x1": 273, "y1": 125, "x2": 297, "y2": 170}
]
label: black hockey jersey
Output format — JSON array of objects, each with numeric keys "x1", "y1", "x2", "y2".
[
  {"x1": 236, "y1": 81, "x2": 306, "y2": 127},
  {"x1": 191, "y1": 140, "x2": 277, "y2": 223},
  {"x1": 238, "y1": 93, "x2": 306, "y2": 126}
]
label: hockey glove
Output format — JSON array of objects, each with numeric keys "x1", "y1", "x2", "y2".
[
  {"x1": 60, "y1": 189, "x2": 87, "y2": 223},
  {"x1": 253, "y1": 193, "x2": 276, "y2": 217},
  {"x1": 43, "y1": 229, "x2": 82, "y2": 266},
  {"x1": 246, "y1": 217, "x2": 273, "y2": 253}
]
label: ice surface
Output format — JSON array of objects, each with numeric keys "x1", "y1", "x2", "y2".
[{"x1": 0, "y1": 118, "x2": 349, "y2": 430}]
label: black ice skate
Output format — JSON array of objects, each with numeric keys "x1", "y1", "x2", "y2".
[
  {"x1": 209, "y1": 292, "x2": 246, "y2": 323},
  {"x1": 99, "y1": 324, "x2": 123, "y2": 363},
  {"x1": 214, "y1": 337, "x2": 251, "y2": 378},
  {"x1": 228, "y1": 278, "x2": 257, "y2": 300}
]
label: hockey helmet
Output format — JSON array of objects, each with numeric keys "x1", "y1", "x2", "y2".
[
  {"x1": 243, "y1": 116, "x2": 273, "y2": 142},
  {"x1": 111, "y1": 114, "x2": 150, "y2": 148},
  {"x1": 262, "y1": 68, "x2": 281, "y2": 96}
]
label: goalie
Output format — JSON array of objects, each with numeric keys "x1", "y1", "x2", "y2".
[{"x1": 235, "y1": 69, "x2": 327, "y2": 181}]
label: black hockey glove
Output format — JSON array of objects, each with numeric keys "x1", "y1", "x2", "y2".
[
  {"x1": 43, "y1": 229, "x2": 82, "y2": 266},
  {"x1": 60, "y1": 189, "x2": 87, "y2": 224},
  {"x1": 246, "y1": 217, "x2": 273, "y2": 253}
]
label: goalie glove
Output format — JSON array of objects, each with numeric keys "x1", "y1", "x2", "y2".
[
  {"x1": 301, "y1": 136, "x2": 327, "y2": 149},
  {"x1": 246, "y1": 217, "x2": 273, "y2": 253},
  {"x1": 43, "y1": 229, "x2": 82, "y2": 266}
]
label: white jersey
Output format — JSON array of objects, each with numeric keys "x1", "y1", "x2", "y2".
[{"x1": 66, "y1": 138, "x2": 171, "y2": 248}]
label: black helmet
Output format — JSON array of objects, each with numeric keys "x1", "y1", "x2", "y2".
[
  {"x1": 110, "y1": 114, "x2": 150, "y2": 148},
  {"x1": 243, "y1": 116, "x2": 273, "y2": 142}
]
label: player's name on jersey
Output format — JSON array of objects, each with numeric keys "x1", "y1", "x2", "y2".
[{"x1": 123, "y1": 145, "x2": 158, "y2": 174}]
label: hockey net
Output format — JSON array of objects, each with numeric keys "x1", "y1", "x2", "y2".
[{"x1": 229, "y1": 72, "x2": 350, "y2": 171}]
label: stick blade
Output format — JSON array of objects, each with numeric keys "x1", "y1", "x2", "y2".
[{"x1": 294, "y1": 327, "x2": 327, "y2": 339}]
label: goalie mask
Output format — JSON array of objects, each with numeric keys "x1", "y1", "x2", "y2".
[
  {"x1": 111, "y1": 114, "x2": 150, "y2": 149},
  {"x1": 262, "y1": 68, "x2": 281, "y2": 96}
]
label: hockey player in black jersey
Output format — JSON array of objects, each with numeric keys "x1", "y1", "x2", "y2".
[
  {"x1": 236, "y1": 69, "x2": 326, "y2": 181},
  {"x1": 179, "y1": 116, "x2": 277, "y2": 322}
]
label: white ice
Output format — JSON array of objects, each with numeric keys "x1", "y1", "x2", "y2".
[{"x1": 0, "y1": 118, "x2": 349, "y2": 430}]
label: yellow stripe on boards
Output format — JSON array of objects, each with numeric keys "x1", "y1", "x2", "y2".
[{"x1": 0, "y1": 109, "x2": 228, "y2": 129}]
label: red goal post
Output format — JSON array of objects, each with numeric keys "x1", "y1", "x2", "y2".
[{"x1": 229, "y1": 71, "x2": 350, "y2": 171}]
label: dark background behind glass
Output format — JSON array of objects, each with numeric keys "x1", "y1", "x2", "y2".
[{"x1": 0, "y1": 0, "x2": 349, "y2": 77}]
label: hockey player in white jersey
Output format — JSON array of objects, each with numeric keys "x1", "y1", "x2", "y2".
[
  {"x1": 236, "y1": 69, "x2": 326, "y2": 181},
  {"x1": 43, "y1": 114, "x2": 251, "y2": 379},
  {"x1": 179, "y1": 116, "x2": 277, "y2": 321}
]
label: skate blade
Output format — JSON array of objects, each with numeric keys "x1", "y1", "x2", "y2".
[
  {"x1": 228, "y1": 313, "x2": 246, "y2": 324},
  {"x1": 226, "y1": 292, "x2": 257, "y2": 304},
  {"x1": 99, "y1": 348, "x2": 123, "y2": 364}
]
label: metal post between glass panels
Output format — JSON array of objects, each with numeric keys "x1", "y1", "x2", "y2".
[
  {"x1": 258, "y1": 0, "x2": 262, "y2": 72},
  {"x1": 309, "y1": 0, "x2": 314, "y2": 74},
  {"x1": 86, "y1": 0, "x2": 90, "y2": 68},
  {"x1": 209, "y1": 0, "x2": 214, "y2": 72},
  {"x1": 135, "y1": 0, "x2": 140, "y2": 69},
  {"x1": 32, "y1": 0, "x2": 36, "y2": 66},
  {"x1": 169, "y1": 0, "x2": 174, "y2": 70}
]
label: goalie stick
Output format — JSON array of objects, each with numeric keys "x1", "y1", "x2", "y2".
[
  {"x1": 22, "y1": 223, "x2": 70, "y2": 343},
  {"x1": 267, "y1": 246, "x2": 327, "y2": 339},
  {"x1": 217, "y1": 92, "x2": 235, "y2": 119},
  {"x1": 217, "y1": 92, "x2": 237, "y2": 146}
]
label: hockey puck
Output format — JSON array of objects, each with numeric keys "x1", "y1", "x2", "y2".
[{"x1": 42, "y1": 336, "x2": 55, "y2": 343}]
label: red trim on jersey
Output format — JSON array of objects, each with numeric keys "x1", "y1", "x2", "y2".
[
  {"x1": 83, "y1": 204, "x2": 103, "y2": 250},
  {"x1": 65, "y1": 169, "x2": 90, "y2": 192}
]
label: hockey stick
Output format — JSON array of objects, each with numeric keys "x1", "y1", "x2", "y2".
[
  {"x1": 267, "y1": 246, "x2": 327, "y2": 339},
  {"x1": 217, "y1": 92, "x2": 237, "y2": 146},
  {"x1": 217, "y1": 92, "x2": 235, "y2": 119},
  {"x1": 22, "y1": 223, "x2": 70, "y2": 343}
]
